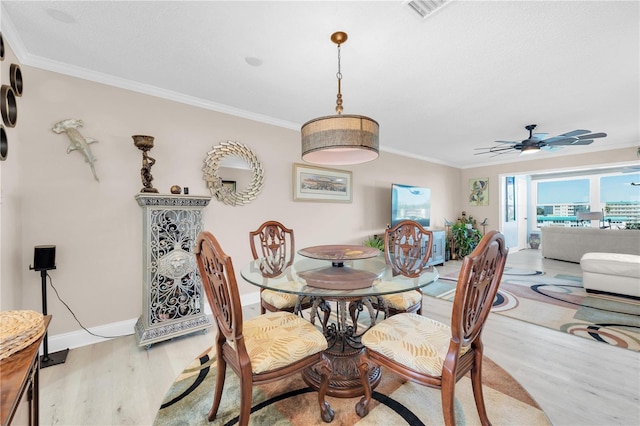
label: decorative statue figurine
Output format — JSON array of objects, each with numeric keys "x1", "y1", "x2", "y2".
[
  {"x1": 52, "y1": 119, "x2": 99, "y2": 182},
  {"x1": 132, "y1": 135, "x2": 158, "y2": 193}
]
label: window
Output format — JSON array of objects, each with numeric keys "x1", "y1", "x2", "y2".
[
  {"x1": 536, "y1": 179, "x2": 590, "y2": 227},
  {"x1": 600, "y1": 173, "x2": 640, "y2": 227}
]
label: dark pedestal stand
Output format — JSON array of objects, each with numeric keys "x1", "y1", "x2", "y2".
[{"x1": 36, "y1": 268, "x2": 69, "y2": 368}]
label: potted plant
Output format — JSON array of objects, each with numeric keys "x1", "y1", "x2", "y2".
[
  {"x1": 364, "y1": 234, "x2": 385, "y2": 252},
  {"x1": 451, "y1": 222, "x2": 482, "y2": 259}
]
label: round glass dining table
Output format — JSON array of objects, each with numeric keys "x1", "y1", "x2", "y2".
[{"x1": 241, "y1": 254, "x2": 439, "y2": 398}]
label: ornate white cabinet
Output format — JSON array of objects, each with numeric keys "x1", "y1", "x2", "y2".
[{"x1": 134, "y1": 194, "x2": 212, "y2": 348}]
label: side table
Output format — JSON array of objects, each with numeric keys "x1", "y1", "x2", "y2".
[{"x1": 1, "y1": 315, "x2": 51, "y2": 426}]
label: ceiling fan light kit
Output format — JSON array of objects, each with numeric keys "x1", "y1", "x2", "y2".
[
  {"x1": 475, "y1": 124, "x2": 607, "y2": 157},
  {"x1": 301, "y1": 31, "x2": 379, "y2": 166},
  {"x1": 520, "y1": 145, "x2": 540, "y2": 155}
]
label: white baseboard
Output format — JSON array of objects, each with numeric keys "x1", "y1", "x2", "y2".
[{"x1": 44, "y1": 291, "x2": 261, "y2": 353}]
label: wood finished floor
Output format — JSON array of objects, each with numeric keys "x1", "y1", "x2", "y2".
[{"x1": 39, "y1": 249, "x2": 640, "y2": 425}]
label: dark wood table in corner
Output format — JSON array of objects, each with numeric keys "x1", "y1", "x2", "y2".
[
  {"x1": 241, "y1": 253, "x2": 439, "y2": 398},
  {"x1": 1, "y1": 315, "x2": 51, "y2": 426}
]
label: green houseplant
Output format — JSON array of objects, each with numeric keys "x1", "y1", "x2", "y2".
[
  {"x1": 451, "y1": 223, "x2": 482, "y2": 259},
  {"x1": 364, "y1": 235, "x2": 385, "y2": 252}
]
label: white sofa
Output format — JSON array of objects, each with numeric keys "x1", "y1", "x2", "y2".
[
  {"x1": 541, "y1": 227, "x2": 640, "y2": 263},
  {"x1": 580, "y1": 252, "x2": 640, "y2": 298}
]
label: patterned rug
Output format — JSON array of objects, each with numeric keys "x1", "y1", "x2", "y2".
[
  {"x1": 155, "y1": 347, "x2": 549, "y2": 426},
  {"x1": 424, "y1": 272, "x2": 640, "y2": 352}
]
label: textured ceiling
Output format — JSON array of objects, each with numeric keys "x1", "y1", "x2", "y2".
[{"x1": 2, "y1": 1, "x2": 638, "y2": 168}]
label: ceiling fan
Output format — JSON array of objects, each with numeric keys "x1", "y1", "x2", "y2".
[{"x1": 475, "y1": 124, "x2": 607, "y2": 157}]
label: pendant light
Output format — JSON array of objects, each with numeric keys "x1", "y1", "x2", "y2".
[{"x1": 301, "y1": 32, "x2": 379, "y2": 165}]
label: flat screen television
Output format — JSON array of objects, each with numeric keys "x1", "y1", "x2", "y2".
[{"x1": 391, "y1": 183, "x2": 431, "y2": 227}]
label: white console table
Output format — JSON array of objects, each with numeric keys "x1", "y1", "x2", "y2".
[{"x1": 134, "y1": 194, "x2": 212, "y2": 348}]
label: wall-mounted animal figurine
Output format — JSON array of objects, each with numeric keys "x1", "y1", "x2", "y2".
[{"x1": 52, "y1": 119, "x2": 99, "y2": 182}]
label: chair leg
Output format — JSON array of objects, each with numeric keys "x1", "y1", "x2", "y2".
[
  {"x1": 471, "y1": 354, "x2": 490, "y2": 426},
  {"x1": 440, "y1": 373, "x2": 456, "y2": 426},
  {"x1": 207, "y1": 357, "x2": 227, "y2": 421},
  {"x1": 316, "y1": 355, "x2": 335, "y2": 423},
  {"x1": 355, "y1": 352, "x2": 373, "y2": 417},
  {"x1": 237, "y1": 369, "x2": 254, "y2": 426}
]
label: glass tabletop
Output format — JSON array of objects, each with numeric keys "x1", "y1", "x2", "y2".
[{"x1": 241, "y1": 254, "x2": 439, "y2": 298}]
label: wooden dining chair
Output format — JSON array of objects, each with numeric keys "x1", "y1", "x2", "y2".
[
  {"x1": 195, "y1": 231, "x2": 334, "y2": 425},
  {"x1": 374, "y1": 220, "x2": 434, "y2": 317},
  {"x1": 356, "y1": 230, "x2": 508, "y2": 426},
  {"x1": 249, "y1": 220, "x2": 313, "y2": 314}
]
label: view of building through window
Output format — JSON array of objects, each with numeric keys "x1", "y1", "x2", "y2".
[{"x1": 535, "y1": 172, "x2": 640, "y2": 228}]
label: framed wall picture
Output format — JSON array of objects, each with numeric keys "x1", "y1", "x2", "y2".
[
  {"x1": 293, "y1": 163, "x2": 352, "y2": 202},
  {"x1": 469, "y1": 178, "x2": 489, "y2": 206},
  {"x1": 221, "y1": 180, "x2": 236, "y2": 192},
  {"x1": 506, "y1": 176, "x2": 516, "y2": 222}
]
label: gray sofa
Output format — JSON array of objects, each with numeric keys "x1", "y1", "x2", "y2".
[{"x1": 541, "y1": 227, "x2": 640, "y2": 263}]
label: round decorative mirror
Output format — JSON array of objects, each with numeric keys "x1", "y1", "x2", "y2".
[{"x1": 202, "y1": 140, "x2": 264, "y2": 206}]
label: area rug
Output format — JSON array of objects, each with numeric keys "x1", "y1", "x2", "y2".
[
  {"x1": 154, "y1": 347, "x2": 549, "y2": 426},
  {"x1": 424, "y1": 272, "x2": 640, "y2": 352}
]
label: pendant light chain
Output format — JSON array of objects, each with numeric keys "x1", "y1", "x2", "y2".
[{"x1": 335, "y1": 43, "x2": 343, "y2": 115}]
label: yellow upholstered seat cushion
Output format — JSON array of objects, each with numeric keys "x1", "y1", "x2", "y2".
[
  {"x1": 378, "y1": 290, "x2": 422, "y2": 310},
  {"x1": 241, "y1": 311, "x2": 328, "y2": 374},
  {"x1": 260, "y1": 289, "x2": 309, "y2": 309},
  {"x1": 361, "y1": 313, "x2": 470, "y2": 377}
]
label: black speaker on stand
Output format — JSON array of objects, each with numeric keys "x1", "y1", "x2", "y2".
[{"x1": 30, "y1": 245, "x2": 69, "y2": 368}]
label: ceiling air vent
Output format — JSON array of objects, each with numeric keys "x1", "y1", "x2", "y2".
[{"x1": 404, "y1": 0, "x2": 452, "y2": 20}]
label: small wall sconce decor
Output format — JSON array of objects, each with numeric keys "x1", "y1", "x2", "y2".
[
  {"x1": 1, "y1": 84, "x2": 17, "y2": 128},
  {"x1": 0, "y1": 125, "x2": 7, "y2": 161},
  {"x1": 10, "y1": 64, "x2": 23, "y2": 97}
]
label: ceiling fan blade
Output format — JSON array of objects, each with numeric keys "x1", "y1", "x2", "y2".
[
  {"x1": 475, "y1": 145, "x2": 517, "y2": 155},
  {"x1": 544, "y1": 136, "x2": 579, "y2": 145},
  {"x1": 570, "y1": 140, "x2": 594, "y2": 145},
  {"x1": 577, "y1": 132, "x2": 607, "y2": 139},
  {"x1": 490, "y1": 146, "x2": 518, "y2": 152},
  {"x1": 548, "y1": 139, "x2": 595, "y2": 146},
  {"x1": 531, "y1": 133, "x2": 549, "y2": 140},
  {"x1": 559, "y1": 129, "x2": 591, "y2": 137},
  {"x1": 491, "y1": 149, "x2": 520, "y2": 157}
]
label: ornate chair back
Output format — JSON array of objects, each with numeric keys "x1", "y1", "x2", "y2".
[
  {"x1": 451, "y1": 229, "x2": 508, "y2": 351},
  {"x1": 195, "y1": 231, "x2": 243, "y2": 344},
  {"x1": 384, "y1": 220, "x2": 433, "y2": 277},
  {"x1": 249, "y1": 220, "x2": 295, "y2": 277}
]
